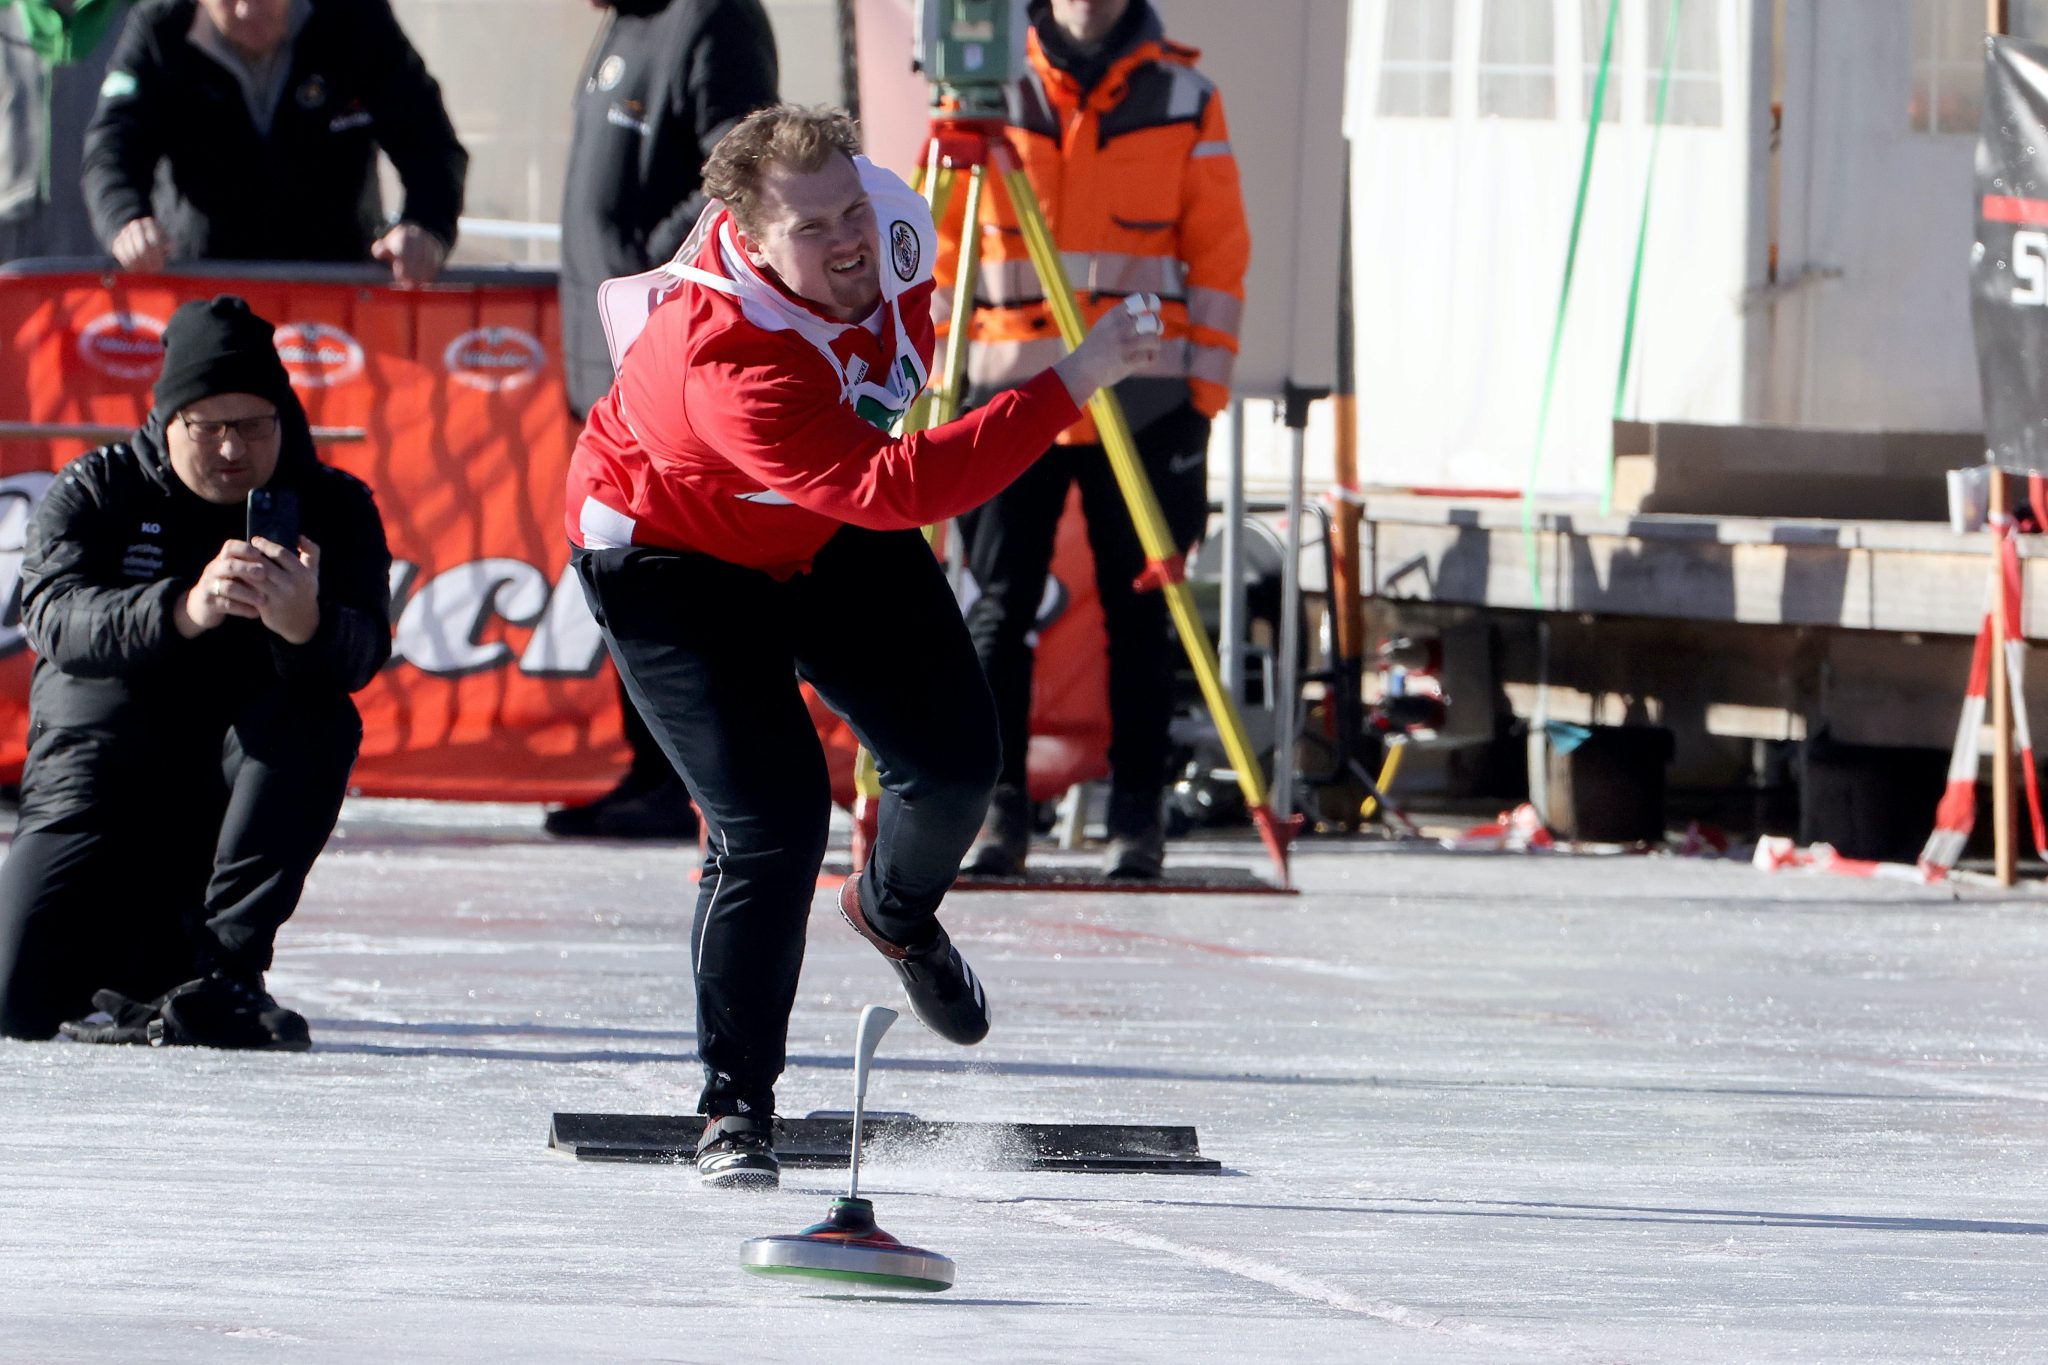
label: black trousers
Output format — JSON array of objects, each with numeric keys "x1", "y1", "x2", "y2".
[
  {"x1": 0, "y1": 688, "x2": 362, "y2": 1039},
  {"x1": 962, "y1": 406, "x2": 1211, "y2": 795},
  {"x1": 573, "y1": 526, "x2": 999, "y2": 1118}
]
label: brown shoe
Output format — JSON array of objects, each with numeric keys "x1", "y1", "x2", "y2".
[{"x1": 837, "y1": 874, "x2": 907, "y2": 961}]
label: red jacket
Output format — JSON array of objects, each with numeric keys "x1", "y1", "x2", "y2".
[{"x1": 566, "y1": 172, "x2": 1081, "y2": 578}]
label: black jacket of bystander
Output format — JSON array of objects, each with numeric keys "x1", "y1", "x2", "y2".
[
  {"x1": 80, "y1": 0, "x2": 467, "y2": 263},
  {"x1": 18, "y1": 400, "x2": 392, "y2": 746}
]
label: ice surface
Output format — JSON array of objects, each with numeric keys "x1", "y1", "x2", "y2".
[{"x1": 3, "y1": 800, "x2": 2047, "y2": 1362}]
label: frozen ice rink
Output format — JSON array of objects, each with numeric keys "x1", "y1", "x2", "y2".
[{"x1": 4, "y1": 799, "x2": 2047, "y2": 1362}]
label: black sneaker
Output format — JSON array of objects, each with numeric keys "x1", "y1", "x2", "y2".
[
  {"x1": 1103, "y1": 788, "x2": 1166, "y2": 879},
  {"x1": 960, "y1": 784, "x2": 1030, "y2": 876},
  {"x1": 696, "y1": 1114, "x2": 779, "y2": 1189},
  {"x1": 544, "y1": 774, "x2": 698, "y2": 840},
  {"x1": 56, "y1": 988, "x2": 164, "y2": 1045},
  {"x1": 153, "y1": 971, "x2": 311, "y2": 1051},
  {"x1": 838, "y1": 876, "x2": 990, "y2": 1045}
]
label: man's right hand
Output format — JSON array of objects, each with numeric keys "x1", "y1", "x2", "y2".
[
  {"x1": 172, "y1": 541, "x2": 269, "y2": 638},
  {"x1": 110, "y1": 217, "x2": 170, "y2": 272},
  {"x1": 1054, "y1": 294, "x2": 1165, "y2": 407}
]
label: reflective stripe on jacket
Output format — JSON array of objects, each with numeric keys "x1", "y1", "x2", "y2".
[{"x1": 933, "y1": 21, "x2": 1250, "y2": 444}]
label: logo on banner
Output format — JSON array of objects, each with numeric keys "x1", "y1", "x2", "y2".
[
  {"x1": 273, "y1": 322, "x2": 365, "y2": 387},
  {"x1": 76, "y1": 312, "x2": 167, "y2": 380},
  {"x1": 444, "y1": 327, "x2": 545, "y2": 392}
]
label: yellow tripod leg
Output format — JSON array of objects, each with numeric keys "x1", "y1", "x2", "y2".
[
  {"x1": 851, "y1": 158, "x2": 988, "y2": 871},
  {"x1": 996, "y1": 159, "x2": 1298, "y2": 883}
]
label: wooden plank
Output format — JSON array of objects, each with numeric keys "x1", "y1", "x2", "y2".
[{"x1": 1364, "y1": 509, "x2": 2048, "y2": 637}]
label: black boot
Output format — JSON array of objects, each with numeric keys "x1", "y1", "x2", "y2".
[
  {"x1": 960, "y1": 784, "x2": 1030, "y2": 877},
  {"x1": 56, "y1": 988, "x2": 167, "y2": 1045},
  {"x1": 152, "y1": 970, "x2": 311, "y2": 1051},
  {"x1": 543, "y1": 772, "x2": 698, "y2": 840},
  {"x1": 1103, "y1": 788, "x2": 1167, "y2": 879}
]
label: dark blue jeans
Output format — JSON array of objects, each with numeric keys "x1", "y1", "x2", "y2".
[{"x1": 573, "y1": 526, "x2": 999, "y2": 1118}]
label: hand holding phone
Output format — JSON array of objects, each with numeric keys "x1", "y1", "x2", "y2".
[{"x1": 247, "y1": 487, "x2": 300, "y2": 550}]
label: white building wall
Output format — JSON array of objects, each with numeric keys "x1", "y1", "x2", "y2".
[
  {"x1": 1763, "y1": 0, "x2": 1981, "y2": 431},
  {"x1": 385, "y1": 0, "x2": 842, "y2": 265},
  {"x1": 1347, "y1": 0, "x2": 1756, "y2": 499}
]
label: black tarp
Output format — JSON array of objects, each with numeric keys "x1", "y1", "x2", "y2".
[{"x1": 1974, "y1": 35, "x2": 2048, "y2": 472}]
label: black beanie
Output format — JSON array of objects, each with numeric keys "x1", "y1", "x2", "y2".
[{"x1": 152, "y1": 295, "x2": 293, "y2": 418}]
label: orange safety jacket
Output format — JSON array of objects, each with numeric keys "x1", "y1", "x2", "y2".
[{"x1": 933, "y1": 17, "x2": 1250, "y2": 445}]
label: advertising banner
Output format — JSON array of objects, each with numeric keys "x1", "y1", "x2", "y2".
[
  {"x1": 1975, "y1": 36, "x2": 2048, "y2": 473},
  {"x1": 0, "y1": 267, "x2": 1111, "y2": 803}
]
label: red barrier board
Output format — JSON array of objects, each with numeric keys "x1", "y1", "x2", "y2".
[{"x1": 0, "y1": 269, "x2": 1111, "y2": 804}]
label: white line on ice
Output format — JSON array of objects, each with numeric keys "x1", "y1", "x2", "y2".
[{"x1": 1003, "y1": 1202, "x2": 1521, "y2": 1344}]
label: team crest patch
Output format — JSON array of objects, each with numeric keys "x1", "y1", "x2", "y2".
[
  {"x1": 890, "y1": 221, "x2": 919, "y2": 282},
  {"x1": 295, "y1": 75, "x2": 327, "y2": 110},
  {"x1": 597, "y1": 55, "x2": 626, "y2": 91}
]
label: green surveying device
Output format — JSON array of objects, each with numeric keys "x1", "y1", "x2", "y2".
[{"x1": 906, "y1": 0, "x2": 1302, "y2": 884}]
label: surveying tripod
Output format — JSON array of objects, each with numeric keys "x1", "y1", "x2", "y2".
[{"x1": 881, "y1": 104, "x2": 1303, "y2": 883}]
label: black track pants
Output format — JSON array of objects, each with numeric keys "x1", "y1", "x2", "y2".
[
  {"x1": 573, "y1": 526, "x2": 1000, "y2": 1117},
  {"x1": 0, "y1": 688, "x2": 362, "y2": 1039},
  {"x1": 962, "y1": 407, "x2": 1211, "y2": 795}
]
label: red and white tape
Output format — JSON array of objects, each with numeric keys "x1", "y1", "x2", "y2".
[{"x1": 1918, "y1": 519, "x2": 2048, "y2": 878}]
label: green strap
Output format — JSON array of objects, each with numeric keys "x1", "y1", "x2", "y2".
[
  {"x1": 1604, "y1": 0, "x2": 1684, "y2": 515},
  {"x1": 1523, "y1": 0, "x2": 1618, "y2": 609}
]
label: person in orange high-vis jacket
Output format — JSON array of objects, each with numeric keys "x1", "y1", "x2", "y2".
[{"x1": 941, "y1": 0, "x2": 1249, "y2": 879}]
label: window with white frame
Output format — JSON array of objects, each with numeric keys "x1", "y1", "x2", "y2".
[
  {"x1": 1912, "y1": 0, "x2": 1986, "y2": 135},
  {"x1": 1580, "y1": 0, "x2": 1620, "y2": 122},
  {"x1": 1481, "y1": 0, "x2": 1557, "y2": 119},
  {"x1": 1647, "y1": 0, "x2": 1722, "y2": 127},
  {"x1": 1378, "y1": 0, "x2": 1455, "y2": 118}
]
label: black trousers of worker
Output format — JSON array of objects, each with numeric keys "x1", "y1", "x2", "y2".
[
  {"x1": 962, "y1": 408, "x2": 1211, "y2": 796},
  {"x1": 0, "y1": 689, "x2": 362, "y2": 1039},
  {"x1": 573, "y1": 526, "x2": 1000, "y2": 1119}
]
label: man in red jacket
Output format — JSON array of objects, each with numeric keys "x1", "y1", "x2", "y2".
[{"x1": 564, "y1": 105, "x2": 1160, "y2": 1188}]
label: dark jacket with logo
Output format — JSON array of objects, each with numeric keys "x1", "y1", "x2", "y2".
[
  {"x1": 79, "y1": 0, "x2": 467, "y2": 263},
  {"x1": 18, "y1": 402, "x2": 392, "y2": 753},
  {"x1": 558, "y1": 0, "x2": 777, "y2": 416}
]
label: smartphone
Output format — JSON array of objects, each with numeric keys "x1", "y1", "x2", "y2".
[{"x1": 246, "y1": 487, "x2": 300, "y2": 549}]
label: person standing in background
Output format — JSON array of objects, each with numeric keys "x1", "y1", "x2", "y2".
[
  {"x1": 546, "y1": 0, "x2": 778, "y2": 841},
  {"x1": 0, "y1": 0, "x2": 132, "y2": 261},
  {"x1": 81, "y1": 0, "x2": 467, "y2": 285},
  {"x1": 941, "y1": 0, "x2": 1249, "y2": 879}
]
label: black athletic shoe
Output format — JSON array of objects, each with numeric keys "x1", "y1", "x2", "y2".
[
  {"x1": 56, "y1": 988, "x2": 164, "y2": 1045},
  {"x1": 153, "y1": 971, "x2": 312, "y2": 1051},
  {"x1": 696, "y1": 1114, "x2": 779, "y2": 1189},
  {"x1": 838, "y1": 876, "x2": 990, "y2": 1046},
  {"x1": 544, "y1": 774, "x2": 698, "y2": 840}
]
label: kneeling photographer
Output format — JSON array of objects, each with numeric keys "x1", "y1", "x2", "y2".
[{"x1": 0, "y1": 295, "x2": 392, "y2": 1049}]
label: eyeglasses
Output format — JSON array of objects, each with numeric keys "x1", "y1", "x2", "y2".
[{"x1": 180, "y1": 412, "x2": 280, "y2": 444}]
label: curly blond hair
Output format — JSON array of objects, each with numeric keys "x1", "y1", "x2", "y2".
[{"x1": 702, "y1": 104, "x2": 863, "y2": 235}]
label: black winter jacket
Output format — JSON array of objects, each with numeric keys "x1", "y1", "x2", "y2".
[
  {"x1": 19, "y1": 403, "x2": 392, "y2": 739},
  {"x1": 558, "y1": 0, "x2": 777, "y2": 416},
  {"x1": 80, "y1": 0, "x2": 467, "y2": 263}
]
